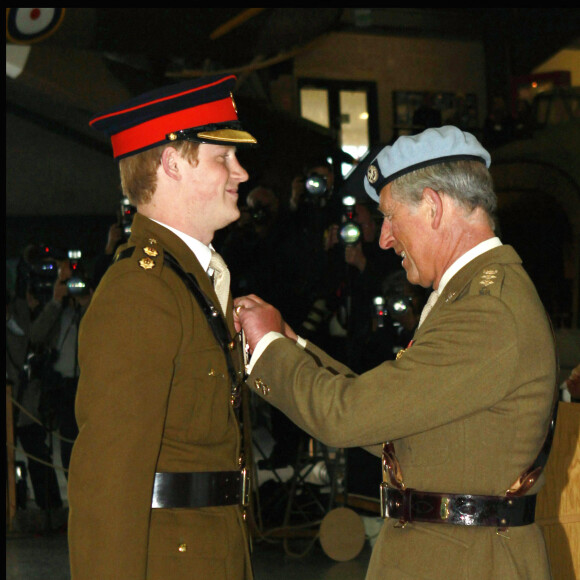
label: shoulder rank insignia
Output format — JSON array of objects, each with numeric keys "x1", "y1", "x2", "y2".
[
  {"x1": 470, "y1": 266, "x2": 504, "y2": 297},
  {"x1": 139, "y1": 257, "x2": 156, "y2": 270},
  {"x1": 479, "y1": 269, "x2": 497, "y2": 294}
]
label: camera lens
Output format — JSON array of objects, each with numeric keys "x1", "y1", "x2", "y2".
[
  {"x1": 305, "y1": 174, "x2": 327, "y2": 196},
  {"x1": 387, "y1": 296, "x2": 413, "y2": 316},
  {"x1": 67, "y1": 277, "x2": 89, "y2": 297},
  {"x1": 339, "y1": 222, "x2": 361, "y2": 246}
]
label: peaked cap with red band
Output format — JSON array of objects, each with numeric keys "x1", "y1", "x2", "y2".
[{"x1": 90, "y1": 74, "x2": 257, "y2": 160}]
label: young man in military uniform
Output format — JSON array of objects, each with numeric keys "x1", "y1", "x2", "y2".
[
  {"x1": 234, "y1": 126, "x2": 557, "y2": 579},
  {"x1": 68, "y1": 74, "x2": 257, "y2": 579}
]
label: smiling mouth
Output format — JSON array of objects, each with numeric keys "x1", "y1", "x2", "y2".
[{"x1": 399, "y1": 251, "x2": 408, "y2": 268}]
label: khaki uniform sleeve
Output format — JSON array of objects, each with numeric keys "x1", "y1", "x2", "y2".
[{"x1": 247, "y1": 293, "x2": 518, "y2": 449}]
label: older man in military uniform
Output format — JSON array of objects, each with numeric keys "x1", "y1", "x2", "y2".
[
  {"x1": 68, "y1": 74, "x2": 256, "y2": 579},
  {"x1": 234, "y1": 126, "x2": 557, "y2": 579}
]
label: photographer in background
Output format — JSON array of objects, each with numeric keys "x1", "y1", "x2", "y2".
[
  {"x1": 285, "y1": 158, "x2": 345, "y2": 343},
  {"x1": 221, "y1": 185, "x2": 310, "y2": 470},
  {"x1": 92, "y1": 196, "x2": 136, "y2": 287},
  {"x1": 7, "y1": 244, "x2": 69, "y2": 524},
  {"x1": 323, "y1": 199, "x2": 401, "y2": 372},
  {"x1": 290, "y1": 158, "x2": 338, "y2": 214},
  {"x1": 220, "y1": 184, "x2": 291, "y2": 308},
  {"x1": 30, "y1": 251, "x2": 93, "y2": 476}
]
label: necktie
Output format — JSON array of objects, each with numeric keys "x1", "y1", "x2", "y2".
[
  {"x1": 418, "y1": 289, "x2": 439, "y2": 328},
  {"x1": 209, "y1": 251, "x2": 230, "y2": 315}
]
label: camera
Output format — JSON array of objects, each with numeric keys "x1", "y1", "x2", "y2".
[
  {"x1": 338, "y1": 196, "x2": 362, "y2": 246},
  {"x1": 66, "y1": 250, "x2": 91, "y2": 297},
  {"x1": 29, "y1": 257, "x2": 59, "y2": 302},
  {"x1": 249, "y1": 202, "x2": 271, "y2": 225},
  {"x1": 66, "y1": 277, "x2": 89, "y2": 297},
  {"x1": 373, "y1": 294, "x2": 415, "y2": 327},
  {"x1": 386, "y1": 296, "x2": 414, "y2": 317},
  {"x1": 373, "y1": 297, "x2": 387, "y2": 328},
  {"x1": 120, "y1": 196, "x2": 136, "y2": 238},
  {"x1": 25, "y1": 244, "x2": 65, "y2": 302},
  {"x1": 304, "y1": 173, "x2": 328, "y2": 196}
]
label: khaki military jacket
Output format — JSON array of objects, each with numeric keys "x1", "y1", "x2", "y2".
[
  {"x1": 248, "y1": 244, "x2": 556, "y2": 579},
  {"x1": 68, "y1": 214, "x2": 252, "y2": 579}
]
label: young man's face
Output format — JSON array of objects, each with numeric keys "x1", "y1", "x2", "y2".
[{"x1": 182, "y1": 143, "x2": 249, "y2": 235}]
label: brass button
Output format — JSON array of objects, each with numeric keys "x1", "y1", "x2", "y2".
[
  {"x1": 208, "y1": 368, "x2": 216, "y2": 376},
  {"x1": 178, "y1": 543, "x2": 187, "y2": 553}
]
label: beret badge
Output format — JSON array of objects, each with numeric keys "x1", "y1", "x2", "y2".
[{"x1": 367, "y1": 164, "x2": 379, "y2": 184}]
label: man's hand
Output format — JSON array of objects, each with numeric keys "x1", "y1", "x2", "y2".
[
  {"x1": 105, "y1": 223, "x2": 124, "y2": 255},
  {"x1": 53, "y1": 278, "x2": 68, "y2": 303},
  {"x1": 324, "y1": 224, "x2": 339, "y2": 251},
  {"x1": 345, "y1": 242, "x2": 367, "y2": 272},
  {"x1": 234, "y1": 294, "x2": 297, "y2": 352}
]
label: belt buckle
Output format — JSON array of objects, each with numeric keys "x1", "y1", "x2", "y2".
[
  {"x1": 380, "y1": 482, "x2": 389, "y2": 518},
  {"x1": 241, "y1": 467, "x2": 250, "y2": 507},
  {"x1": 380, "y1": 484, "x2": 409, "y2": 527}
]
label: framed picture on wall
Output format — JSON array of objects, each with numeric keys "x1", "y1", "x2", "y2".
[{"x1": 393, "y1": 91, "x2": 478, "y2": 137}]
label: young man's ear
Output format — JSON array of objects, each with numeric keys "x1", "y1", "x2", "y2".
[
  {"x1": 422, "y1": 187, "x2": 443, "y2": 229},
  {"x1": 160, "y1": 147, "x2": 181, "y2": 180}
]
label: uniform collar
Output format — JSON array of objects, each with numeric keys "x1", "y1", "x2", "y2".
[
  {"x1": 437, "y1": 237, "x2": 502, "y2": 296},
  {"x1": 149, "y1": 218, "x2": 214, "y2": 273}
]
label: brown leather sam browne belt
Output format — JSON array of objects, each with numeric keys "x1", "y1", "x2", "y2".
[
  {"x1": 152, "y1": 469, "x2": 250, "y2": 509},
  {"x1": 380, "y1": 486, "x2": 536, "y2": 527}
]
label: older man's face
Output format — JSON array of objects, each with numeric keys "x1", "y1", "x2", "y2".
[{"x1": 378, "y1": 183, "x2": 435, "y2": 288}]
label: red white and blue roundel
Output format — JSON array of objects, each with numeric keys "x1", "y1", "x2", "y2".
[{"x1": 6, "y1": 8, "x2": 65, "y2": 44}]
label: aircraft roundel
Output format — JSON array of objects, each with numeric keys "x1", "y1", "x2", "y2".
[{"x1": 6, "y1": 8, "x2": 65, "y2": 44}]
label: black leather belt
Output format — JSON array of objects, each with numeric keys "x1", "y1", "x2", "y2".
[
  {"x1": 152, "y1": 469, "x2": 250, "y2": 509},
  {"x1": 380, "y1": 485, "x2": 536, "y2": 527}
]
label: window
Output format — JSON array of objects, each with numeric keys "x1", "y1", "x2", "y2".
[{"x1": 299, "y1": 79, "x2": 379, "y2": 176}]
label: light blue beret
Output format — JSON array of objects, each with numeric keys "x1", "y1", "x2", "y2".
[{"x1": 364, "y1": 125, "x2": 491, "y2": 202}]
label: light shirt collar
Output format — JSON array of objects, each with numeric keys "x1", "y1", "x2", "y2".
[
  {"x1": 436, "y1": 237, "x2": 502, "y2": 295},
  {"x1": 150, "y1": 218, "x2": 213, "y2": 273}
]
